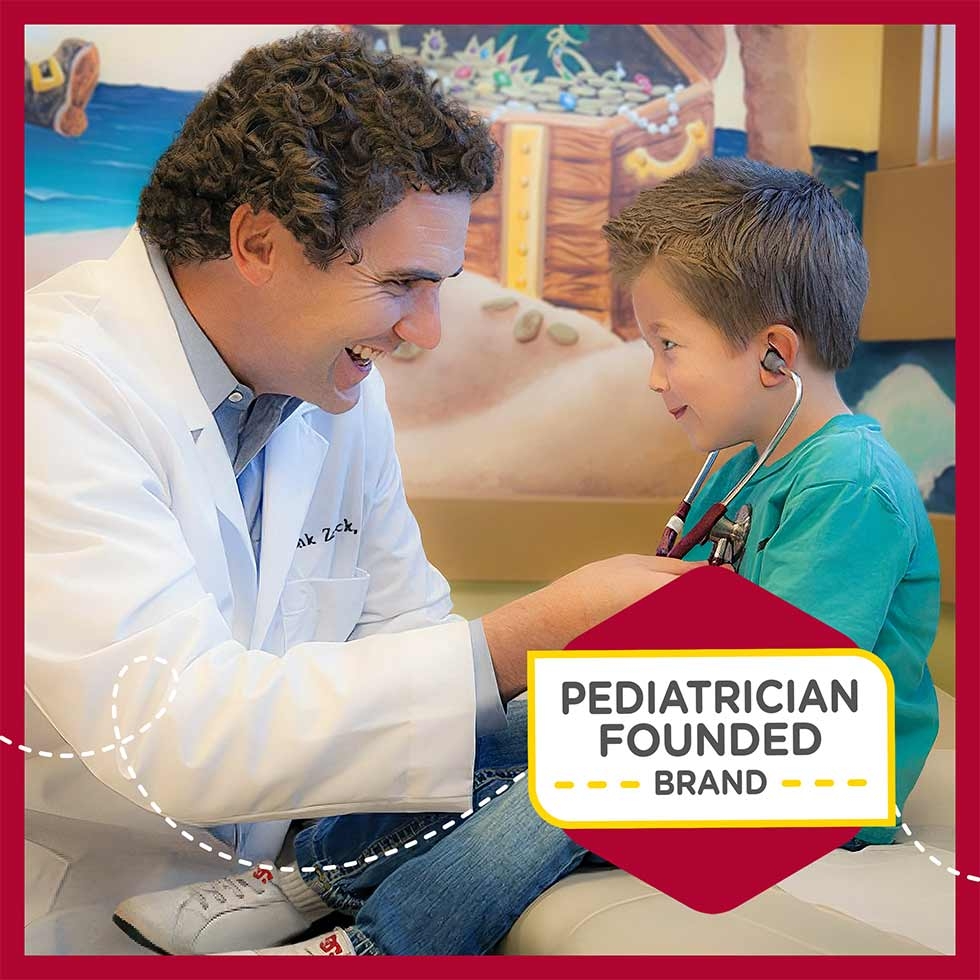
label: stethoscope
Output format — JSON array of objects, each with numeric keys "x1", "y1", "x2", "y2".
[{"x1": 655, "y1": 347, "x2": 803, "y2": 570}]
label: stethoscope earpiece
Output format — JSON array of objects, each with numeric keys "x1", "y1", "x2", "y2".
[{"x1": 762, "y1": 348, "x2": 787, "y2": 374}]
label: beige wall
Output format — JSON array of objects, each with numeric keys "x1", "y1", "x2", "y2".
[
  {"x1": 807, "y1": 24, "x2": 883, "y2": 150},
  {"x1": 24, "y1": 24, "x2": 317, "y2": 91}
]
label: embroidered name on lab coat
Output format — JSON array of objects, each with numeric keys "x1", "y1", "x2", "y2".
[{"x1": 297, "y1": 519, "x2": 359, "y2": 548}]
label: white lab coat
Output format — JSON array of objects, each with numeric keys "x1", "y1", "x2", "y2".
[{"x1": 24, "y1": 227, "x2": 477, "y2": 942}]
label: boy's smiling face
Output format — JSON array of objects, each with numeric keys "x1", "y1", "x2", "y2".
[{"x1": 632, "y1": 262, "x2": 771, "y2": 453}]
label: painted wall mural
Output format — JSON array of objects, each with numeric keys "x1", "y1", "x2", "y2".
[{"x1": 24, "y1": 25, "x2": 955, "y2": 513}]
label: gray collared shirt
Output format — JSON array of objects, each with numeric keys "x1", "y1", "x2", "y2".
[
  {"x1": 144, "y1": 238, "x2": 506, "y2": 739},
  {"x1": 146, "y1": 241, "x2": 299, "y2": 566}
]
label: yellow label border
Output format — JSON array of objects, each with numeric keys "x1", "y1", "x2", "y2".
[{"x1": 527, "y1": 648, "x2": 897, "y2": 830}]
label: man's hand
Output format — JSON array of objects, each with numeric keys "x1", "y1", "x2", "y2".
[{"x1": 483, "y1": 555, "x2": 705, "y2": 702}]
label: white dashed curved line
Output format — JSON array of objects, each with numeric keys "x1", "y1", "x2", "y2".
[{"x1": 3, "y1": 659, "x2": 974, "y2": 883}]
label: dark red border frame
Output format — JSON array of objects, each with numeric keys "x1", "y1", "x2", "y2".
[{"x1": 3, "y1": 3, "x2": 977, "y2": 978}]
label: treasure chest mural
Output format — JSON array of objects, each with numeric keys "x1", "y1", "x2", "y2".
[
  {"x1": 23, "y1": 24, "x2": 954, "y2": 519},
  {"x1": 351, "y1": 25, "x2": 716, "y2": 339}
]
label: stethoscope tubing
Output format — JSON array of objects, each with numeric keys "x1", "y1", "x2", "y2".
[
  {"x1": 659, "y1": 367, "x2": 804, "y2": 560},
  {"x1": 655, "y1": 451, "x2": 719, "y2": 556}
]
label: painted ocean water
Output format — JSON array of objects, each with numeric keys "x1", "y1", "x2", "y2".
[{"x1": 25, "y1": 83, "x2": 199, "y2": 235}]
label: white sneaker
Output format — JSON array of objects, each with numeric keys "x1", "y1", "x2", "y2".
[
  {"x1": 213, "y1": 926, "x2": 356, "y2": 956},
  {"x1": 113, "y1": 865, "x2": 327, "y2": 955}
]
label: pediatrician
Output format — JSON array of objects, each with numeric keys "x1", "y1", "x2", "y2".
[{"x1": 24, "y1": 29, "x2": 693, "y2": 954}]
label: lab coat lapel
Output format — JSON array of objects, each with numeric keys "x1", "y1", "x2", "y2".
[
  {"x1": 192, "y1": 419, "x2": 258, "y2": 594},
  {"x1": 99, "y1": 227, "x2": 257, "y2": 597},
  {"x1": 250, "y1": 408, "x2": 329, "y2": 648}
]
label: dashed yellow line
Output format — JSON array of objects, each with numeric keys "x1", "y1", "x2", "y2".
[
  {"x1": 781, "y1": 777, "x2": 867, "y2": 788},
  {"x1": 558, "y1": 776, "x2": 867, "y2": 790},
  {"x1": 556, "y1": 779, "x2": 642, "y2": 789}
]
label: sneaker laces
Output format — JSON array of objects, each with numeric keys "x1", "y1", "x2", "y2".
[{"x1": 193, "y1": 874, "x2": 267, "y2": 911}]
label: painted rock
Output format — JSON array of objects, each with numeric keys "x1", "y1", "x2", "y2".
[
  {"x1": 547, "y1": 321, "x2": 580, "y2": 346},
  {"x1": 482, "y1": 296, "x2": 520, "y2": 313},
  {"x1": 514, "y1": 310, "x2": 544, "y2": 342}
]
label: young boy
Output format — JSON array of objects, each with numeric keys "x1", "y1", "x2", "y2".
[{"x1": 602, "y1": 156, "x2": 940, "y2": 847}]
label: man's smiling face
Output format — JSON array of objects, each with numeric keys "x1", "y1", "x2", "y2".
[{"x1": 244, "y1": 189, "x2": 471, "y2": 413}]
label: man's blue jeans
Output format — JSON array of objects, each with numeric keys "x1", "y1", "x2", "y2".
[{"x1": 291, "y1": 699, "x2": 596, "y2": 954}]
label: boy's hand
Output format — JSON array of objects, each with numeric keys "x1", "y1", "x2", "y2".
[{"x1": 553, "y1": 553, "x2": 699, "y2": 615}]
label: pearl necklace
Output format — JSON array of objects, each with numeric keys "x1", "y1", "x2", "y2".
[{"x1": 485, "y1": 81, "x2": 686, "y2": 137}]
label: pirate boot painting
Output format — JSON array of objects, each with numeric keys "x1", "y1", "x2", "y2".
[{"x1": 25, "y1": 39, "x2": 100, "y2": 137}]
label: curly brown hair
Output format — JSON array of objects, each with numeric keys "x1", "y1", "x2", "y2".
[{"x1": 138, "y1": 28, "x2": 499, "y2": 267}]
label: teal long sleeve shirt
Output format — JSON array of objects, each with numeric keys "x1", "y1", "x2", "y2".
[{"x1": 682, "y1": 414, "x2": 940, "y2": 843}]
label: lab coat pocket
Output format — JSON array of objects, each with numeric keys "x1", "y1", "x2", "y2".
[{"x1": 280, "y1": 569, "x2": 371, "y2": 645}]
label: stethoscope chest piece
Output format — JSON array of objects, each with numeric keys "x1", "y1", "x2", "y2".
[{"x1": 707, "y1": 503, "x2": 752, "y2": 569}]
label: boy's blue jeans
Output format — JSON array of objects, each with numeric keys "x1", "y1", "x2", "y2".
[{"x1": 291, "y1": 699, "x2": 598, "y2": 955}]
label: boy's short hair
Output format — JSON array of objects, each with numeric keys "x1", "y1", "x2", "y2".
[
  {"x1": 138, "y1": 28, "x2": 498, "y2": 270},
  {"x1": 602, "y1": 157, "x2": 869, "y2": 371}
]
